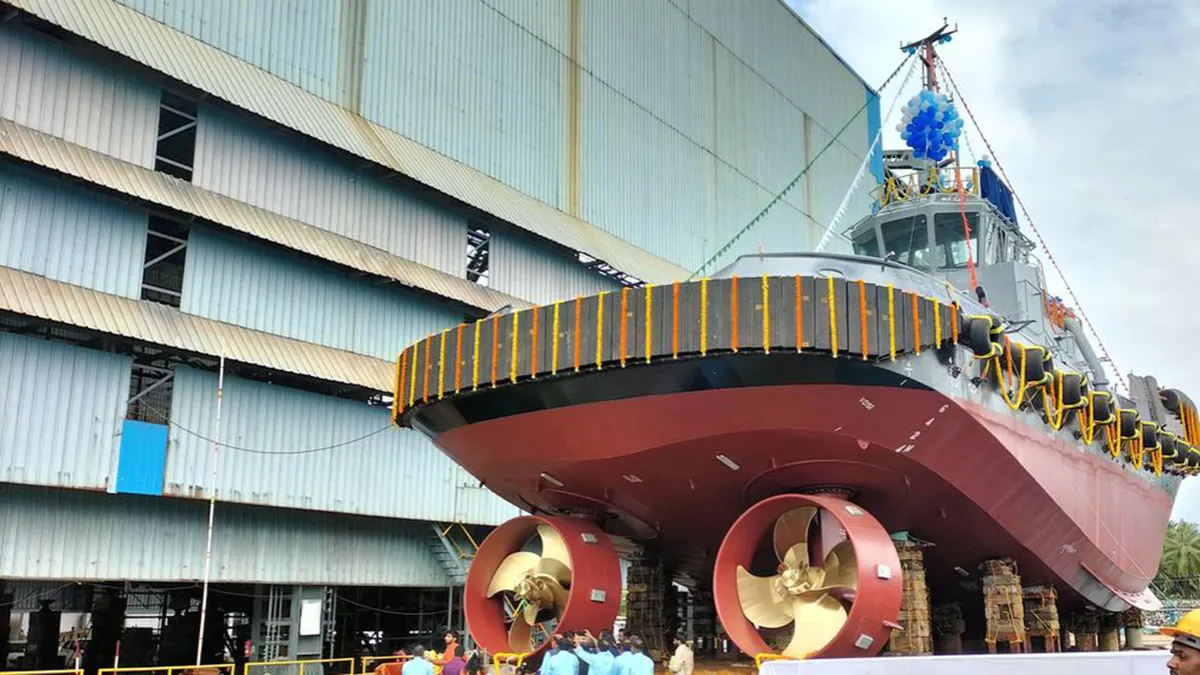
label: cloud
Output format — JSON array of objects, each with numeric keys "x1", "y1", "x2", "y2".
[{"x1": 787, "y1": 0, "x2": 1200, "y2": 520}]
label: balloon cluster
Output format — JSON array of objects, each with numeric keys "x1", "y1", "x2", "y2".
[{"x1": 895, "y1": 89, "x2": 964, "y2": 162}]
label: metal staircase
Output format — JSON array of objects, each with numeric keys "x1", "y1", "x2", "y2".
[{"x1": 425, "y1": 523, "x2": 480, "y2": 586}]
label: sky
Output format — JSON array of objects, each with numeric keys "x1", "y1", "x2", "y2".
[{"x1": 787, "y1": 0, "x2": 1200, "y2": 521}]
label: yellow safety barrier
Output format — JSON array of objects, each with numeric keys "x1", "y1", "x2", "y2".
[
  {"x1": 99, "y1": 665, "x2": 234, "y2": 675},
  {"x1": 754, "y1": 654, "x2": 801, "y2": 670},
  {"x1": 361, "y1": 656, "x2": 410, "y2": 673},
  {"x1": 491, "y1": 652, "x2": 531, "y2": 674},
  {"x1": 245, "y1": 657, "x2": 356, "y2": 675}
]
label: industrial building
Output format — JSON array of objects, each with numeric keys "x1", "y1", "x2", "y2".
[{"x1": 0, "y1": 0, "x2": 880, "y2": 669}]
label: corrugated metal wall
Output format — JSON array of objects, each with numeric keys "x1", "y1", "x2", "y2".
[
  {"x1": 0, "y1": 23, "x2": 159, "y2": 167},
  {"x1": 193, "y1": 106, "x2": 466, "y2": 277},
  {"x1": 117, "y1": 0, "x2": 872, "y2": 274},
  {"x1": 0, "y1": 484, "x2": 449, "y2": 585},
  {"x1": 166, "y1": 366, "x2": 520, "y2": 526},
  {"x1": 489, "y1": 231, "x2": 622, "y2": 305},
  {"x1": 0, "y1": 333, "x2": 130, "y2": 491},
  {"x1": 181, "y1": 228, "x2": 464, "y2": 361},
  {"x1": 114, "y1": 0, "x2": 345, "y2": 105},
  {"x1": 360, "y1": 0, "x2": 566, "y2": 210},
  {"x1": 0, "y1": 163, "x2": 149, "y2": 297}
]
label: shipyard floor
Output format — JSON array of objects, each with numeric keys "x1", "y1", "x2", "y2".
[{"x1": 1, "y1": 581, "x2": 465, "y2": 673}]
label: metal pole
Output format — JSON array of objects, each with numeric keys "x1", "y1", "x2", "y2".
[{"x1": 196, "y1": 355, "x2": 226, "y2": 665}]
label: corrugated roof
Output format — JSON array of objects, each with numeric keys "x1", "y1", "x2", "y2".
[
  {"x1": 3, "y1": 0, "x2": 690, "y2": 285},
  {"x1": 0, "y1": 265, "x2": 394, "y2": 392},
  {"x1": 0, "y1": 117, "x2": 530, "y2": 314}
]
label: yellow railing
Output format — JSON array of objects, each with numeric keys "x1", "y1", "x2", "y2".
[
  {"x1": 440, "y1": 522, "x2": 481, "y2": 562},
  {"x1": 491, "y1": 652, "x2": 531, "y2": 674},
  {"x1": 360, "y1": 656, "x2": 410, "y2": 673},
  {"x1": 99, "y1": 666, "x2": 234, "y2": 675},
  {"x1": 245, "y1": 657, "x2": 356, "y2": 675},
  {"x1": 754, "y1": 654, "x2": 800, "y2": 669},
  {"x1": 873, "y1": 166, "x2": 980, "y2": 208}
]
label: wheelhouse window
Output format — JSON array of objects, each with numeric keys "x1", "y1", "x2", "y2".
[
  {"x1": 852, "y1": 227, "x2": 881, "y2": 258},
  {"x1": 933, "y1": 212, "x2": 980, "y2": 269},
  {"x1": 879, "y1": 215, "x2": 930, "y2": 268}
]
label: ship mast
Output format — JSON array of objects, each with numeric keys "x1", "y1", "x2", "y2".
[{"x1": 900, "y1": 19, "x2": 957, "y2": 93}]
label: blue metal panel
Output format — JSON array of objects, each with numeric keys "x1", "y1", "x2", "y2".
[
  {"x1": 192, "y1": 106, "x2": 467, "y2": 277},
  {"x1": 866, "y1": 86, "x2": 883, "y2": 184},
  {"x1": 181, "y1": 228, "x2": 463, "y2": 361},
  {"x1": 0, "y1": 484, "x2": 450, "y2": 585},
  {"x1": 0, "y1": 23, "x2": 159, "y2": 167},
  {"x1": 115, "y1": 420, "x2": 168, "y2": 496},
  {"x1": 113, "y1": 0, "x2": 344, "y2": 104},
  {"x1": 0, "y1": 163, "x2": 149, "y2": 298},
  {"x1": 165, "y1": 366, "x2": 520, "y2": 525},
  {"x1": 360, "y1": 0, "x2": 566, "y2": 209},
  {"x1": 489, "y1": 231, "x2": 622, "y2": 305},
  {"x1": 0, "y1": 333, "x2": 132, "y2": 490}
]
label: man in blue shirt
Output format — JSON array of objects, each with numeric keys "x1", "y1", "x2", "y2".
[
  {"x1": 404, "y1": 646, "x2": 434, "y2": 675},
  {"x1": 614, "y1": 637, "x2": 654, "y2": 675},
  {"x1": 573, "y1": 634, "x2": 615, "y2": 675},
  {"x1": 540, "y1": 636, "x2": 579, "y2": 675}
]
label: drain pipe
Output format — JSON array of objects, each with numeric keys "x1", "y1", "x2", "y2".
[{"x1": 1064, "y1": 316, "x2": 1109, "y2": 389}]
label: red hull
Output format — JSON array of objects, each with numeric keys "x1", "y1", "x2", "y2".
[{"x1": 434, "y1": 383, "x2": 1169, "y2": 611}]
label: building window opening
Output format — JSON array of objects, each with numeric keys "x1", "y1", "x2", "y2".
[
  {"x1": 141, "y1": 217, "x2": 189, "y2": 307},
  {"x1": 126, "y1": 359, "x2": 174, "y2": 423},
  {"x1": 155, "y1": 91, "x2": 198, "y2": 182},
  {"x1": 467, "y1": 225, "x2": 490, "y2": 285}
]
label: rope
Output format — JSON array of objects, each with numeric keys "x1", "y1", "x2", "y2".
[
  {"x1": 953, "y1": 163, "x2": 980, "y2": 290},
  {"x1": 939, "y1": 59, "x2": 1127, "y2": 393},
  {"x1": 689, "y1": 54, "x2": 915, "y2": 278},
  {"x1": 813, "y1": 55, "x2": 920, "y2": 253}
]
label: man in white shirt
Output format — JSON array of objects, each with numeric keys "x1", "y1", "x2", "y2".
[{"x1": 666, "y1": 635, "x2": 693, "y2": 675}]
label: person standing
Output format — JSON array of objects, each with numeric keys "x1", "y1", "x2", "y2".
[
  {"x1": 540, "y1": 636, "x2": 579, "y2": 675},
  {"x1": 614, "y1": 637, "x2": 653, "y2": 675},
  {"x1": 666, "y1": 636, "x2": 693, "y2": 675},
  {"x1": 573, "y1": 632, "x2": 613, "y2": 675},
  {"x1": 405, "y1": 647, "x2": 435, "y2": 675},
  {"x1": 442, "y1": 646, "x2": 467, "y2": 675}
]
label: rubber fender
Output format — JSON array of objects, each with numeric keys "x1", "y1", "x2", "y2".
[
  {"x1": 1188, "y1": 447, "x2": 1200, "y2": 469},
  {"x1": 1059, "y1": 371, "x2": 1084, "y2": 408},
  {"x1": 1118, "y1": 409, "x2": 1139, "y2": 439},
  {"x1": 1001, "y1": 342, "x2": 1047, "y2": 383},
  {"x1": 1161, "y1": 389, "x2": 1183, "y2": 413},
  {"x1": 1090, "y1": 391, "x2": 1115, "y2": 424},
  {"x1": 1160, "y1": 433, "x2": 1179, "y2": 461},
  {"x1": 1173, "y1": 441, "x2": 1193, "y2": 466},
  {"x1": 961, "y1": 316, "x2": 995, "y2": 357},
  {"x1": 1141, "y1": 421, "x2": 1160, "y2": 451},
  {"x1": 1042, "y1": 350, "x2": 1055, "y2": 375}
]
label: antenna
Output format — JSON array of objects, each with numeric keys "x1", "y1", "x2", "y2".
[{"x1": 900, "y1": 18, "x2": 958, "y2": 92}]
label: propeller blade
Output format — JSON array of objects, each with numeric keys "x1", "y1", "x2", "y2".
[
  {"x1": 508, "y1": 611, "x2": 534, "y2": 653},
  {"x1": 532, "y1": 557, "x2": 573, "y2": 587},
  {"x1": 735, "y1": 566, "x2": 793, "y2": 629},
  {"x1": 522, "y1": 600, "x2": 541, "y2": 626},
  {"x1": 546, "y1": 576, "x2": 569, "y2": 616},
  {"x1": 487, "y1": 551, "x2": 540, "y2": 597},
  {"x1": 537, "y1": 525, "x2": 573, "y2": 571},
  {"x1": 773, "y1": 507, "x2": 817, "y2": 564},
  {"x1": 781, "y1": 595, "x2": 847, "y2": 658},
  {"x1": 821, "y1": 540, "x2": 858, "y2": 590}
]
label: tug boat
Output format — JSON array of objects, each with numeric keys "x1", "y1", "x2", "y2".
[{"x1": 390, "y1": 24, "x2": 1192, "y2": 662}]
